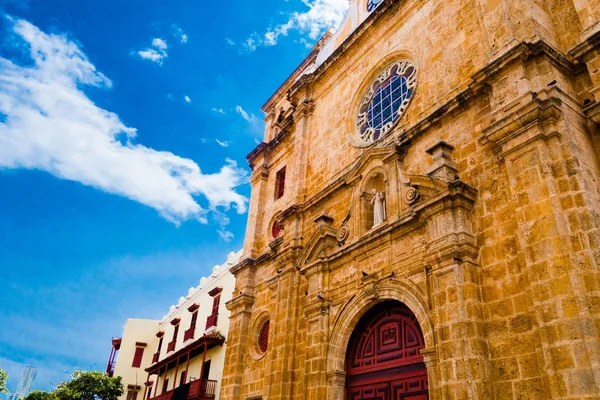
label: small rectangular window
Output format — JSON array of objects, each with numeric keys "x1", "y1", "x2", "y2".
[
  {"x1": 206, "y1": 289, "x2": 222, "y2": 329},
  {"x1": 132, "y1": 347, "x2": 145, "y2": 368},
  {"x1": 275, "y1": 167, "x2": 286, "y2": 199},
  {"x1": 180, "y1": 370, "x2": 187, "y2": 386},
  {"x1": 126, "y1": 391, "x2": 138, "y2": 400},
  {"x1": 162, "y1": 379, "x2": 169, "y2": 394},
  {"x1": 172, "y1": 324, "x2": 179, "y2": 342},
  {"x1": 190, "y1": 311, "x2": 198, "y2": 330}
]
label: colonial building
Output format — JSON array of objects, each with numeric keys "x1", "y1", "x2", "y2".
[
  {"x1": 106, "y1": 319, "x2": 160, "y2": 400},
  {"x1": 143, "y1": 250, "x2": 241, "y2": 400},
  {"x1": 107, "y1": 250, "x2": 241, "y2": 400},
  {"x1": 220, "y1": 0, "x2": 600, "y2": 399}
]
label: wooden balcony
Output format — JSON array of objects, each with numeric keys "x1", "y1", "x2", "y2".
[
  {"x1": 188, "y1": 379, "x2": 217, "y2": 399},
  {"x1": 148, "y1": 379, "x2": 216, "y2": 400}
]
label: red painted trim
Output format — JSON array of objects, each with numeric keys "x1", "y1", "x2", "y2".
[
  {"x1": 187, "y1": 303, "x2": 199, "y2": 312},
  {"x1": 207, "y1": 287, "x2": 222, "y2": 297},
  {"x1": 155, "y1": 331, "x2": 164, "y2": 338},
  {"x1": 170, "y1": 318, "x2": 180, "y2": 326}
]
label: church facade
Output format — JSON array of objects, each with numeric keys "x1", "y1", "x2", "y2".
[{"x1": 221, "y1": 0, "x2": 600, "y2": 399}]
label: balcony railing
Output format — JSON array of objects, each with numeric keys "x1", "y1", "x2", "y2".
[
  {"x1": 152, "y1": 352, "x2": 160, "y2": 363},
  {"x1": 148, "y1": 379, "x2": 217, "y2": 400},
  {"x1": 150, "y1": 392, "x2": 173, "y2": 400},
  {"x1": 183, "y1": 327, "x2": 195, "y2": 342},
  {"x1": 106, "y1": 361, "x2": 116, "y2": 377},
  {"x1": 205, "y1": 314, "x2": 218, "y2": 330},
  {"x1": 188, "y1": 379, "x2": 217, "y2": 399},
  {"x1": 167, "y1": 340, "x2": 176, "y2": 353}
]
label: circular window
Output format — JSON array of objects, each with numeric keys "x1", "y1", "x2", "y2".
[
  {"x1": 271, "y1": 221, "x2": 281, "y2": 238},
  {"x1": 366, "y1": 0, "x2": 383, "y2": 12},
  {"x1": 356, "y1": 60, "x2": 417, "y2": 144},
  {"x1": 258, "y1": 320, "x2": 270, "y2": 353}
]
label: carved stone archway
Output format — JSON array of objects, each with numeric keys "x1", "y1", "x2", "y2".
[{"x1": 326, "y1": 282, "x2": 437, "y2": 400}]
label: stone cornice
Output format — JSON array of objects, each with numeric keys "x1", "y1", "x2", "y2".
[
  {"x1": 225, "y1": 293, "x2": 256, "y2": 314},
  {"x1": 481, "y1": 88, "x2": 564, "y2": 157},
  {"x1": 569, "y1": 29, "x2": 600, "y2": 60},
  {"x1": 246, "y1": 128, "x2": 292, "y2": 168},
  {"x1": 230, "y1": 257, "x2": 255, "y2": 275}
]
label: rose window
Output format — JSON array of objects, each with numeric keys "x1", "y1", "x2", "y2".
[
  {"x1": 366, "y1": 0, "x2": 383, "y2": 12},
  {"x1": 356, "y1": 60, "x2": 417, "y2": 144}
]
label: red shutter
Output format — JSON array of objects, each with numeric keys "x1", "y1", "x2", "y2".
[
  {"x1": 212, "y1": 295, "x2": 221, "y2": 316},
  {"x1": 190, "y1": 311, "x2": 198, "y2": 329},
  {"x1": 132, "y1": 347, "x2": 145, "y2": 368},
  {"x1": 172, "y1": 324, "x2": 179, "y2": 341},
  {"x1": 276, "y1": 168, "x2": 286, "y2": 199}
]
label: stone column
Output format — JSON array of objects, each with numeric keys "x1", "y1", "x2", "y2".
[
  {"x1": 220, "y1": 259, "x2": 256, "y2": 400},
  {"x1": 425, "y1": 182, "x2": 491, "y2": 399},
  {"x1": 244, "y1": 164, "x2": 270, "y2": 257},
  {"x1": 265, "y1": 248, "x2": 302, "y2": 400}
]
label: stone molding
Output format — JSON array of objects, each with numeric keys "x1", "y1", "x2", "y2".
[
  {"x1": 481, "y1": 88, "x2": 564, "y2": 158},
  {"x1": 325, "y1": 282, "x2": 435, "y2": 390},
  {"x1": 225, "y1": 293, "x2": 255, "y2": 317}
]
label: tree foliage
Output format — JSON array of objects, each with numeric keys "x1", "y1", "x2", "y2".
[
  {"x1": 23, "y1": 391, "x2": 53, "y2": 400},
  {"x1": 0, "y1": 368, "x2": 7, "y2": 393},
  {"x1": 22, "y1": 371, "x2": 123, "y2": 400}
]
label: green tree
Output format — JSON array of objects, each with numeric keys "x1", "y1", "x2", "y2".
[
  {"x1": 54, "y1": 371, "x2": 123, "y2": 400},
  {"x1": 23, "y1": 391, "x2": 54, "y2": 400},
  {"x1": 33, "y1": 371, "x2": 123, "y2": 400},
  {"x1": 0, "y1": 368, "x2": 7, "y2": 393}
]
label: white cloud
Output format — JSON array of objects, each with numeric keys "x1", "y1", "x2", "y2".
[
  {"x1": 244, "y1": 0, "x2": 349, "y2": 51},
  {"x1": 215, "y1": 139, "x2": 229, "y2": 147},
  {"x1": 137, "y1": 37, "x2": 168, "y2": 64},
  {"x1": 225, "y1": 38, "x2": 235, "y2": 46},
  {"x1": 0, "y1": 19, "x2": 247, "y2": 224},
  {"x1": 152, "y1": 37, "x2": 168, "y2": 50},
  {"x1": 211, "y1": 107, "x2": 225, "y2": 115},
  {"x1": 184, "y1": 95, "x2": 191, "y2": 103},
  {"x1": 235, "y1": 105, "x2": 264, "y2": 134},
  {"x1": 218, "y1": 230, "x2": 234, "y2": 242},
  {"x1": 172, "y1": 25, "x2": 189, "y2": 44},
  {"x1": 236, "y1": 105, "x2": 264, "y2": 134}
]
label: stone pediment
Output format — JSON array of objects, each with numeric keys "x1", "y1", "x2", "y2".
[
  {"x1": 299, "y1": 222, "x2": 339, "y2": 266},
  {"x1": 344, "y1": 146, "x2": 397, "y2": 184},
  {"x1": 399, "y1": 173, "x2": 452, "y2": 206}
]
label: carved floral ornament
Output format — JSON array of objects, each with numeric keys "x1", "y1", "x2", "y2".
[{"x1": 351, "y1": 60, "x2": 417, "y2": 147}]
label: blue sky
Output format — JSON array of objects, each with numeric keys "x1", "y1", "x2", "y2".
[{"x1": 0, "y1": 0, "x2": 348, "y2": 392}]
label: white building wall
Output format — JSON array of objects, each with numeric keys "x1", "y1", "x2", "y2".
[{"x1": 113, "y1": 318, "x2": 159, "y2": 400}]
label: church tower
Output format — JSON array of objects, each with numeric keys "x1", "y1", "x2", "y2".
[{"x1": 221, "y1": 0, "x2": 600, "y2": 399}]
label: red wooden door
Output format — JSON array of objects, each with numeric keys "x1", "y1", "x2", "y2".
[{"x1": 346, "y1": 302, "x2": 428, "y2": 400}]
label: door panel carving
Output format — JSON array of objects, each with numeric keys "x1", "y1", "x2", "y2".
[{"x1": 346, "y1": 302, "x2": 428, "y2": 400}]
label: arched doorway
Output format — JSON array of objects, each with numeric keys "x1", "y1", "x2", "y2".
[{"x1": 345, "y1": 301, "x2": 428, "y2": 400}]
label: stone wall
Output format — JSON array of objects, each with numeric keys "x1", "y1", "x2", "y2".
[{"x1": 221, "y1": 0, "x2": 600, "y2": 399}]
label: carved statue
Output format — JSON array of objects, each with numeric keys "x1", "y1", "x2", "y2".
[{"x1": 371, "y1": 189, "x2": 386, "y2": 227}]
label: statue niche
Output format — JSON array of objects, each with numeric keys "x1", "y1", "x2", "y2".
[{"x1": 362, "y1": 173, "x2": 387, "y2": 231}]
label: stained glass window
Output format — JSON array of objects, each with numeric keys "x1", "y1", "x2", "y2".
[
  {"x1": 367, "y1": 0, "x2": 383, "y2": 12},
  {"x1": 356, "y1": 60, "x2": 417, "y2": 144}
]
